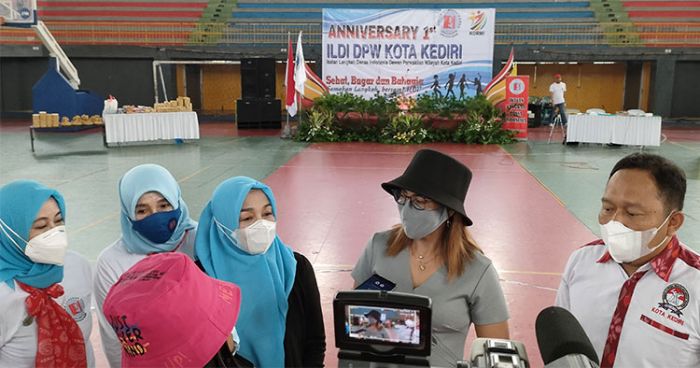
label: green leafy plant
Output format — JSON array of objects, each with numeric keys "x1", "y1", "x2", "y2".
[
  {"x1": 367, "y1": 93, "x2": 399, "y2": 125},
  {"x1": 294, "y1": 93, "x2": 517, "y2": 145},
  {"x1": 381, "y1": 113, "x2": 428, "y2": 144},
  {"x1": 295, "y1": 107, "x2": 338, "y2": 142},
  {"x1": 453, "y1": 110, "x2": 516, "y2": 144}
]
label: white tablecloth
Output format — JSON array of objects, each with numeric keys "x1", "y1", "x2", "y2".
[
  {"x1": 104, "y1": 112, "x2": 200, "y2": 144},
  {"x1": 567, "y1": 115, "x2": 662, "y2": 146}
]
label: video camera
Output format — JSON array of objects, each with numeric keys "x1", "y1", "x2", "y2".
[
  {"x1": 333, "y1": 290, "x2": 529, "y2": 368},
  {"x1": 334, "y1": 289, "x2": 597, "y2": 368},
  {"x1": 457, "y1": 338, "x2": 529, "y2": 368},
  {"x1": 334, "y1": 290, "x2": 432, "y2": 367}
]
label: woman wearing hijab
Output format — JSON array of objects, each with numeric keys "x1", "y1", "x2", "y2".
[
  {"x1": 0, "y1": 180, "x2": 94, "y2": 367},
  {"x1": 93, "y1": 164, "x2": 197, "y2": 368},
  {"x1": 196, "y1": 176, "x2": 326, "y2": 367},
  {"x1": 352, "y1": 149, "x2": 510, "y2": 368}
]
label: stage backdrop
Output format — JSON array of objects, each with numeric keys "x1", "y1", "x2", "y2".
[{"x1": 322, "y1": 8, "x2": 495, "y2": 98}]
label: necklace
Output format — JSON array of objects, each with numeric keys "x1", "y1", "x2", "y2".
[{"x1": 411, "y1": 246, "x2": 437, "y2": 272}]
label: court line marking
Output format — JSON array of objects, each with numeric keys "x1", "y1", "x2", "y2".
[
  {"x1": 497, "y1": 146, "x2": 566, "y2": 207},
  {"x1": 668, "y1": 140, "x2": 700, "y2": 153}
]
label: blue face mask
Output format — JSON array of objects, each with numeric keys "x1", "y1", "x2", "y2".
[{"x1": 131, "y1": 207, "x2": 182, "y2": 244}]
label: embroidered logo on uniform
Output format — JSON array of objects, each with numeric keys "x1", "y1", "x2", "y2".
[
  {"x1": 659, "y1": 283, "x2": 689, "y2": 317},
  {"x1": 63, "y1": 297, "x2": 87, "y2": 322}
]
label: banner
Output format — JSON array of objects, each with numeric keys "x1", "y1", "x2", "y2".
[
  {"x1": 504, "y1": 76, "x2": 529, "y2": 140},
  {"x1": 322, "y1": 8, "x2": 495, "y2": 98}
]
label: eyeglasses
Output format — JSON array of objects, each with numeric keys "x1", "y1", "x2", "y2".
[{"x1": 392, "y1": 189, "x2": 435, "y2": 211}]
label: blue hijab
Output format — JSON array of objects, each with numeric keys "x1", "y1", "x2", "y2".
[
  {"x1": 0, "y1": 180, "x2": 66, "y2": 289},
  {"x1": 119, "y1": 164, "x2": 197, "y2": 254},
  {"x1": 195, "y1": 177, "x2": 297, "y2": 367}
]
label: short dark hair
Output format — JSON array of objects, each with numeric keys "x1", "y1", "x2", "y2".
[{"x1": 609, "y1": 153, "x2": 686, "y2": 211}]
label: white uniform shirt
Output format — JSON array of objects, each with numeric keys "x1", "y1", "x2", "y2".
[
  {"x1": 556, "y1": 237, "x2": 700, "y2": 367},
  {"x1": 93, "y1": 230, "x2": 196, "y2": 368},
  {"x1": 549, "y1": 82, "x2": 567, "y2": 104},
  {"x1": 0, "y1": 250, "x2": 95, "y2": 367}
]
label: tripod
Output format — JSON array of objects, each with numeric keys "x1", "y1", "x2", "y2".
[{"x1": 547, "y1": 111, "x2": 565, "y2": 144}]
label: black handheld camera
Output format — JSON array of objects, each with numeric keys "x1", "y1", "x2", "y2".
[{"x1": 334, "y1": 290, "x2": 432, "y2": 366}]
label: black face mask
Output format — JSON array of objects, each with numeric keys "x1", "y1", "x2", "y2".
[{"x1": 203, "y1": 341, "x2": 254, "y2": 368}]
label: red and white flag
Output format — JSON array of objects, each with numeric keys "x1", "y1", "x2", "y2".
[
  {"x1": 294, "y1": 31, "x2": 307, "y2": 96},
  {"x1": 284, "y1": 32, "x2": 297, "y2": 117}
]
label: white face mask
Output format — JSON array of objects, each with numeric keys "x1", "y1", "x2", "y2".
[
  {"x1": 216, "y1": 219, "x2": 277, "y2": 255},
  {"x1": 0, "y1": 219, "x2": 68, "y2": 265},
  {"x1": 600, "y1": 213, "x2": 673, "y2": 263}
]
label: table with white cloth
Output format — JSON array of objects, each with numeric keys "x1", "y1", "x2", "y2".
[
  {"x1": 566, "y1": 114, "x2": 662, "y2": 146},
  {"x1": 104, "y1": 112, "x2": 200, "y2": 145}
]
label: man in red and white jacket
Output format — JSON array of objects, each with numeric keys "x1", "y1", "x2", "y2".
[{"x1": 556, "y1": 153, "x2": 699, "y2": 367}]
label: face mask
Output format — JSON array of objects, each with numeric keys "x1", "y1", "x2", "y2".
[
  {"x1": 216, "y1": 218, "x2": 277, "y2": 255},
  {"x1": 131, "y1": 207, "x2": 181, "y2": 244},
  {"x1": 0, "y1": 219, "x2": 69, "y2": 265},
  {"x1": 600, "y1": 212, "x2": 673, "y2": 263},
  {"x1": 398, "y1": 203, "x2": 448, "y2": 240}
]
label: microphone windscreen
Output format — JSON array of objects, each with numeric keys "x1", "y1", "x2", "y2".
[{"x1": 536, "y1": 306, "x2": 599, "y2": 365}]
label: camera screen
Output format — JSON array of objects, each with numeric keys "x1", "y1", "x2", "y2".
[{"x1": 344, "y1": 305, "x2": 421, "y2": 345}]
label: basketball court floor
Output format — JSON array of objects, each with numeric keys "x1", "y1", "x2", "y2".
[{"x1": 1, "y1": 120, "x2": 698, "y2": 367}]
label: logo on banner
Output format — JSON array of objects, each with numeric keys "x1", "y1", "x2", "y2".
[
  {"x1": 63, "y1": 297, "x2": 87, "y2": 322},
  {"x1": 508, "y1": 79, "x2": 526, "y2": 95},
  {"x1": 469, "y1": 11, "x2": 487, "y2": 35},
  {"x1": 439, "y1": 10, "x2": 461, "y2": 38},
  {"x1": 20, "y1": 8, "x2": 31, "y2": 19},
  {"x1": 659, "y1": 283, "x2": 689, "y2": 317}
]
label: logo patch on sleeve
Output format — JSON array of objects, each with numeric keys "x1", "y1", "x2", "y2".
[{"x1": 63, "y1": 297, "x2": 87, "y2": 322}]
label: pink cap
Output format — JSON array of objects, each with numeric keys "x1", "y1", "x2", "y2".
[{"x1": 103, "y1": 252, "x2": 241, "y2": 368}]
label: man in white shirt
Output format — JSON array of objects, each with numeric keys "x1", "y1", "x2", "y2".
[
  {"x1": 549, "y1": 73, "x2": 567, "y2": 126},
  {"x1": 556, "y1": 153, "x2": 699, "y2": 367}
]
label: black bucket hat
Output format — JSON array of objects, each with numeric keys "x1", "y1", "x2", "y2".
[
  {"x1": 381, "y1": 149, "x2": 473, "y2": 226},
  {"x1": 365, "y1": 310, "x2": 382, "y2": 321}
]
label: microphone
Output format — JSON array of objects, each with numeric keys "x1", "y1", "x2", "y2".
[{"x1": 536, "y1": 306, "x2": 599, "y2": 367}]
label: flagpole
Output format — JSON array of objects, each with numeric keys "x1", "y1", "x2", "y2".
[
  {"x1": 282, "y1": 31, "x2": 292, "y2": 139},
  {"x1": 297, "y1": 91, "x2": 302, "y2": 128},
  {"x1": 283, "y1": 105, "x2": 290, "y2": 139}
]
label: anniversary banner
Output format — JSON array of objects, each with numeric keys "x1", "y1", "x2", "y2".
[{"x1": 322, "y1": 8, "x2": 495, "y2": 98}]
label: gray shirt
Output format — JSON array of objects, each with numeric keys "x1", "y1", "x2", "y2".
[{"x1": 352, "y1": 230, "x2": 509, "y2": 368}]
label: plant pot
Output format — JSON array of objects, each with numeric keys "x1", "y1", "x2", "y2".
[
  {"x1": 336, "y1": 112, "x2": 380, "y2": 126},
  {"x1": 428, "y1": 115, "x2": 462, "y2": 130}
]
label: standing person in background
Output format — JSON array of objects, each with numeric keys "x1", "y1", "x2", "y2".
[
  {"x1": 93, "y1": 164, "x2": 197, "y2": 368},
  {"x1": 195, "y1": 176, "x2": 325, "y2": 367},
  {"x1": 549, "y1": 73, "x2": 568, "y2": 126},
  {"x1": 0, "y1": 180, "x2": 94, "y2": 367}
]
